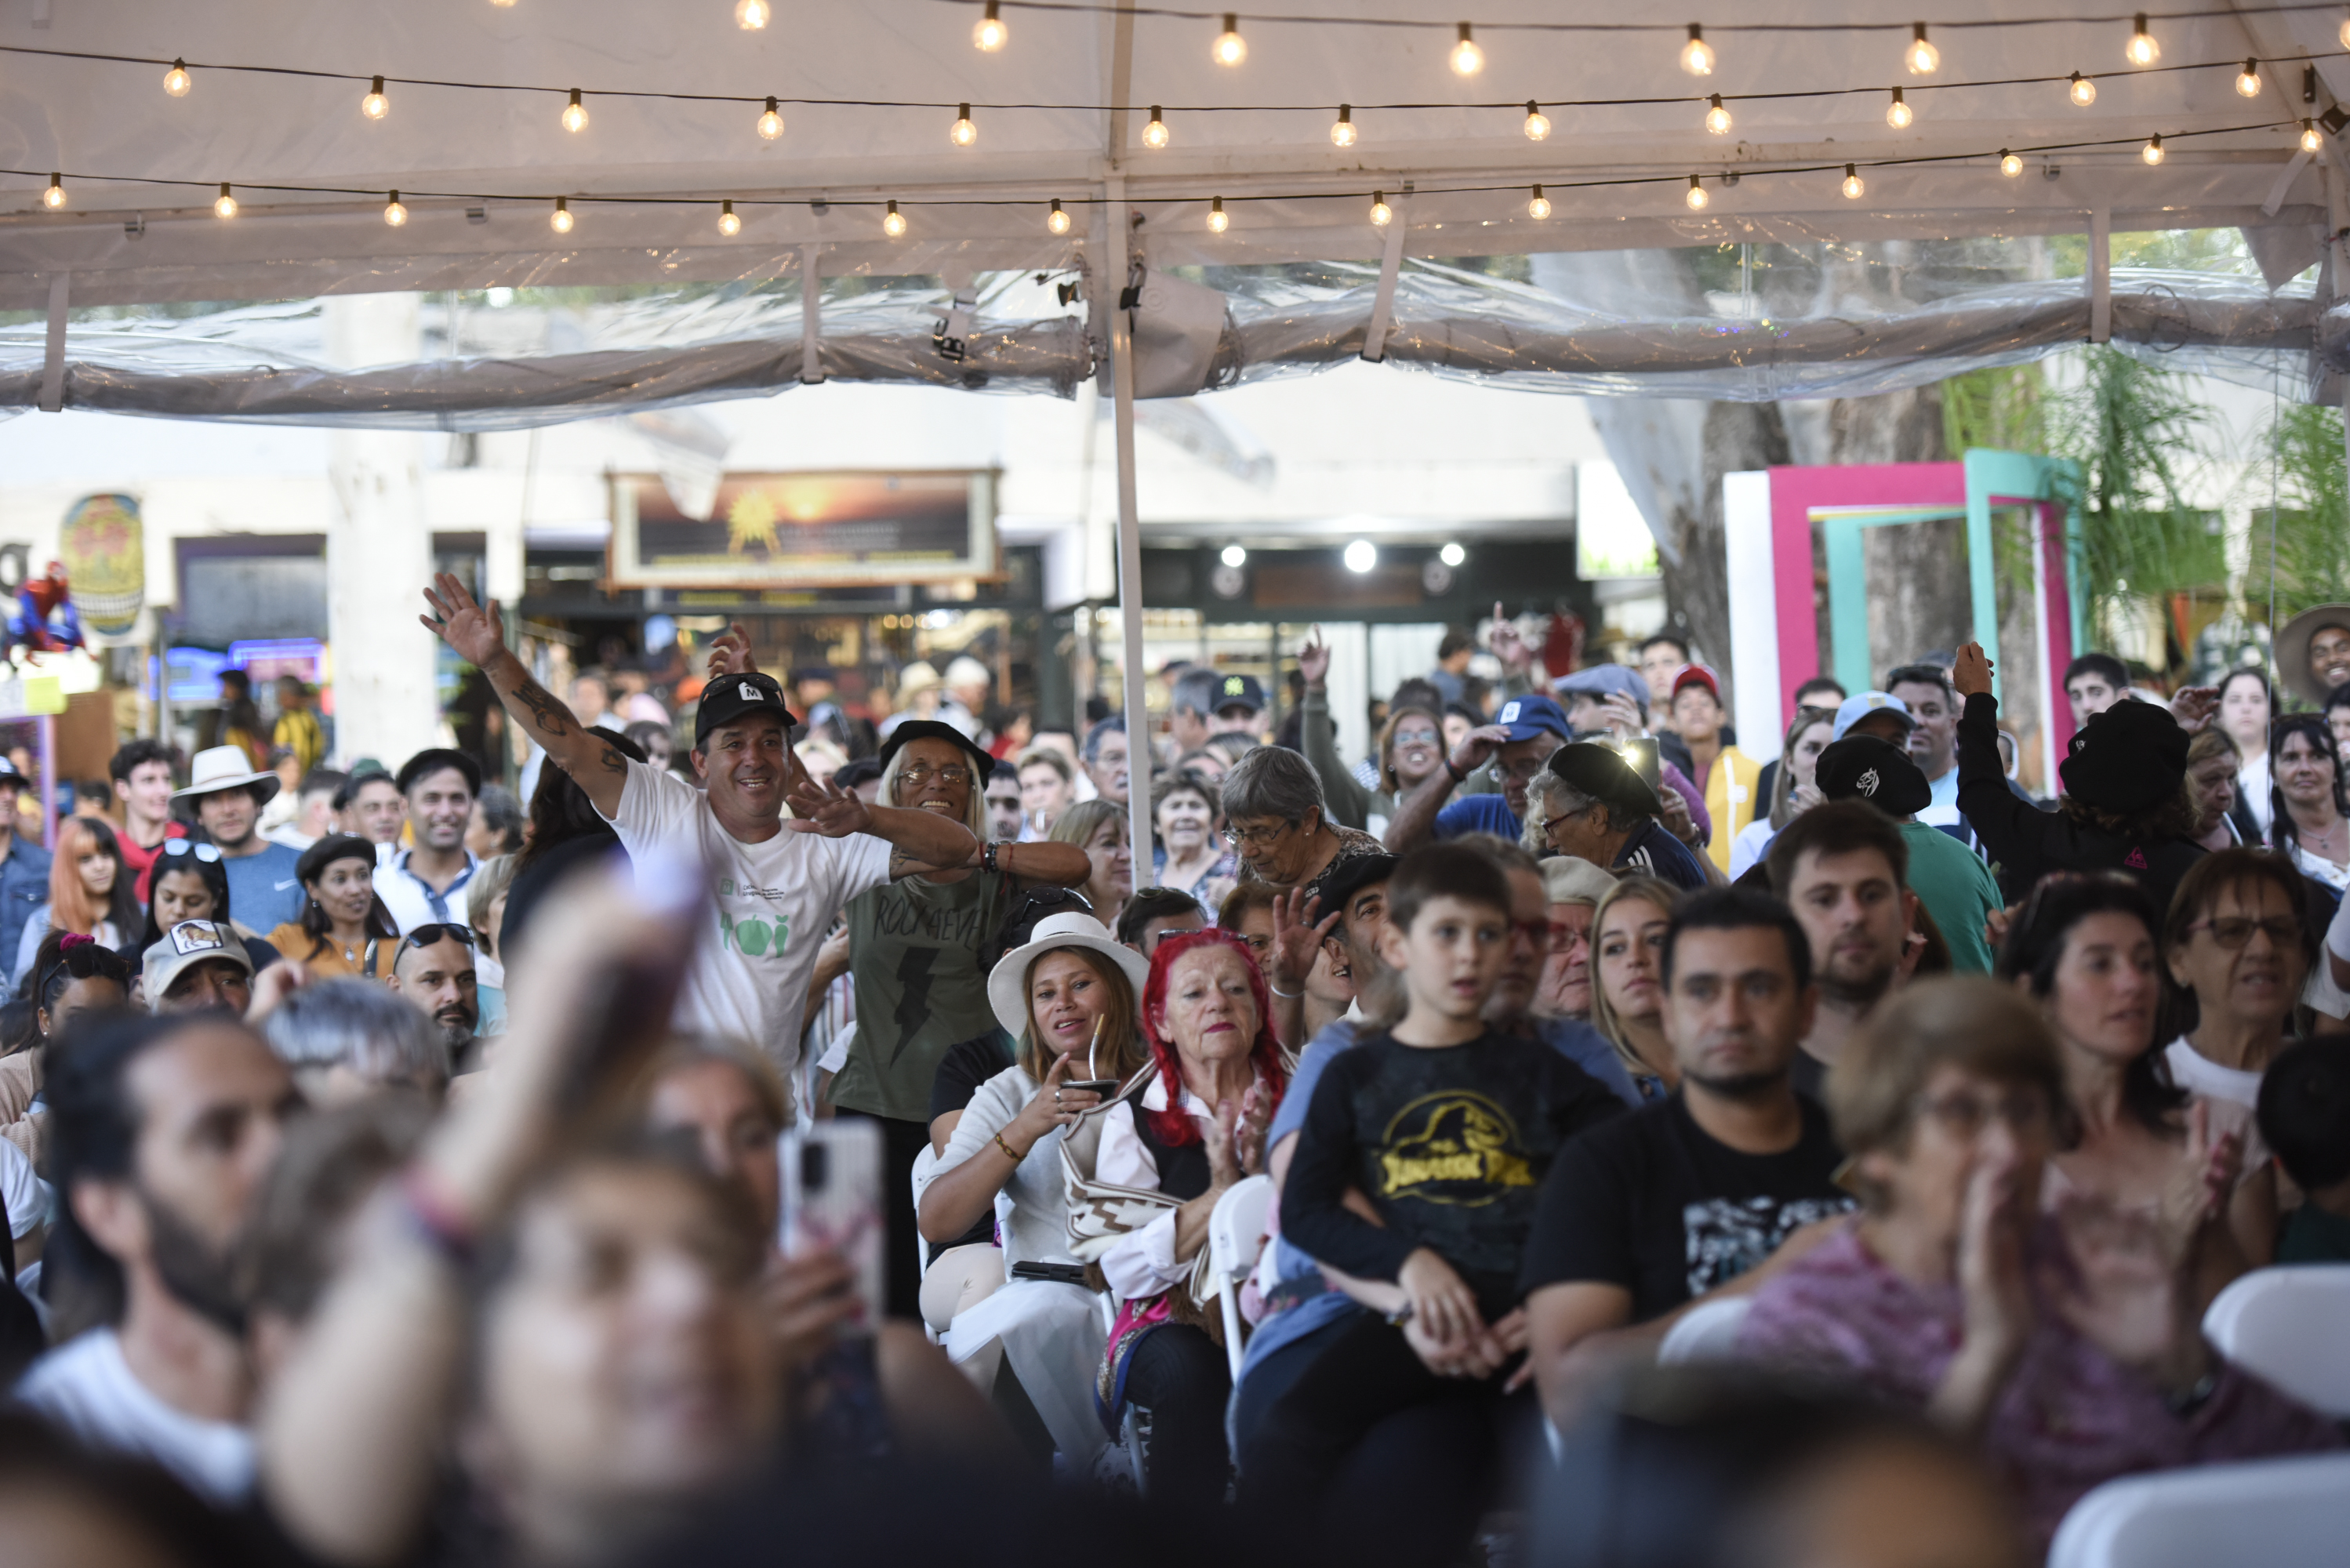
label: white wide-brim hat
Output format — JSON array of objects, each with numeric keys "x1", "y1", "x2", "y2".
[
  {"x1": 985, "y1": 910, "x2": 1150, "y2": 1044},
  {"x1": 171, "y1": 745, "x2": 281, "y2": 807}
]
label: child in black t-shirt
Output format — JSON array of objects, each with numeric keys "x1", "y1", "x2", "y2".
[{"x1": 1244, "y1": 844, "x2": 1622, "y2": 1552}]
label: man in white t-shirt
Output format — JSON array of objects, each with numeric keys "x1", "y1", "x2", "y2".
[
  {"x1": 15, "y1": 1011, "x2": 296, "y2": 1507},
  {"x1": 421, "y1": 583, "x2": 979, "y2": 1094}
]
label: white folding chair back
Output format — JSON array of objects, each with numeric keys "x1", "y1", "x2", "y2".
[
  {"x1": 2049, "y1": 1451, "x2": 2350, "y2": 1568},
  {"x1": 1207, "y1": 1174, "x2": 1274, "y2": 1379},
  {"x1": 909, "y1": 1143, "x2": 943, "y2": 1341},
  {"x1": 2202, "y1": 1265, "x2": 2350, "y2": 1417},
  {"x1": 1656, "y1": 1296, "x2": 1751, "y2": 1365}
]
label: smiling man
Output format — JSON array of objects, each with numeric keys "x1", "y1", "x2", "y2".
[
  {"x1": 372, "y1": 749, "x2": 481, "y2": 933},
  {"x1": 420, "y1": 579, "x2": 978, "y2": 1102},
  {"x1": 173, "y1": 746, "x2": 305, "y2": 931}
]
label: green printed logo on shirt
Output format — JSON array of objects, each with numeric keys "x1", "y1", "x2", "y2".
[{"x1": 717, "y1": 909, "x2": 790, "y2": 958}]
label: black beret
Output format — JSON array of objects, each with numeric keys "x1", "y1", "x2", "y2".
[
  {"x1": 2060, "y1": 698, "x2": 2190, "y2": 814},
  {"x1": 1814, "y1": 735, "x2": 1931, "y2": 816},
  {"x1": 1542, "y1": 741, "x2": 1663, "y2": 818},
  {"x1": 1314, "y1": 851, "x2": 1401, "y2": 918}
]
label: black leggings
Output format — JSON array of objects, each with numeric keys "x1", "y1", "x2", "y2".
[
  {"x1": 1243, "y1": 1311, "x2": 1529, "y2": 1566},
  {"x1": 1123, "y1": 1323, "x2": 1232, "y2": 1510}
]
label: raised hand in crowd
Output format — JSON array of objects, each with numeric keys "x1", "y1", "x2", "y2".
[
  {"x1": 1266, "y1": 887, "x2": 1340, "y2": 1047},
  {"x1": 1487, "y1": 601, "x2": 1535, "y2": 675},
  {"x1": 1952, "y1": 641, "x2": 1995, "y2": 699},
  {"x1": 2167, "y1": 684, "x2": 2221, "y2": 733},
  {"x1": 1597, "y1": 689, "x2": 1644, "y2": 738},
  {"x1": 785, "y1": 772, "x2": 876, "y2": 837},
  {"x1": 706, "y1": 620, "x2": 758, "y2": 681},
  {"x1": 1297, "y1": 624, "x2": 1331, "y2": 689}
]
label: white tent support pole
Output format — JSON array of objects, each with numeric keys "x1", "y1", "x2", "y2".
[
  {"x1": 1110, "y1": 182, "x2": 1152, "y2": 873},
  {"x1": 1361, "y1": 196, "x2": 1408, "y2": 363},
  {"x1": 799, "y1": 243, "x2": 823, "y2": 384},
  {"x1": 2088, "y1": 208, "x2": 2111, "y2": 344},
  {"x1": 38, "y1": 273, "x2": 67, "y2": 412}
]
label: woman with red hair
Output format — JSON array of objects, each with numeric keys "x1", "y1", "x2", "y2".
[
  {"x1": 10, "y1": 817, "x2": 136, "y2": 989},
  {"x1": 1062, "y1": 926, "x2": 1285, "y2": 1508}
]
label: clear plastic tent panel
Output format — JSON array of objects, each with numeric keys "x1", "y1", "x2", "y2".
[{"x1": 0, "y1": 229, "x2": 2330, "y2": 426}]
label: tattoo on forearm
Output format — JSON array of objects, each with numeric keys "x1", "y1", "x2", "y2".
[
  {"x1": 889, "y1": 848, "x2": 918, "y2": 877},
  {"x1": 507, "y1": 676, "x2": 576, "y2": 741},
  {"x1": 600, "y1": 740, "x2": 627, "y2": 775}
]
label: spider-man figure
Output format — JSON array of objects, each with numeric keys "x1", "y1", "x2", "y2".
[{"x1": 7, "y1": 561, "x2": 85, "y2": 663}]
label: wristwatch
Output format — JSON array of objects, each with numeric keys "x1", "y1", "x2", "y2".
[
  {"x1": 982, "y1": 840, "x2": 1000, "y2": 873},
  {"x1": 1385, "y1": 1301, "x2": 1415, "y2": 1327}
]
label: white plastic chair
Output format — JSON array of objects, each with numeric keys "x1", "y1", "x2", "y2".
[
  {"x1": 1656, "y1": 1295, "x2": 1751, "y2": 1365},
  {"x1": 2048, "y1": 1451, "x2": 2350, "y2": 1568},
  {"x1": 1207, "y1": 1174, "x2": 1274, "y2": 1380},
  {"x1": 909, "y1": 1144, "x2": 942, "y2": 1340},
  {"x1": 2202, "y1": 1265, "x2": 2350, "y2": 1418}
]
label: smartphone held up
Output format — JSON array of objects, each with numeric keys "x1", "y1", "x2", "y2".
[{"x1": 779, "y1": 1120, "x2": 887, "y2": 1338}]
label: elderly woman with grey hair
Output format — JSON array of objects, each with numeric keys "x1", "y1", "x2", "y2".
[
  {"x1": 1219, "y1": 744, "x2": 1386, "y2": 895},
  {"x1": 262, "y1": 976, "x2": 450, "y2": 1107}
]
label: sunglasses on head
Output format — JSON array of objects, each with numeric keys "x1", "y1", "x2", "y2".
[
  {"x1": 401, "y1": 923, "x2": 478, "y2": 952},
  {"x1": 162, "y1": 840, "x2": 224, "y2": 864}
]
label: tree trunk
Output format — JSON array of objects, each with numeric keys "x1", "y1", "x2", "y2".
[
  {"x1": 1826, "y1": 385, "x2": 1974, "y2": 679},
  {"x1": 1653, "y1": 403, "x2": 1792, "y2": 687}
]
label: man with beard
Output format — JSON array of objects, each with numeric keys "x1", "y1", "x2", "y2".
[
  {"x1": 1520, "y1": 888, "x2": 1857, "y2": 1428},
  {"x1": 1764, "y1": 801, "x2": 1920, "y2": 1101},
  {"x1": 387, "y1": 924, "x2": 479, "y2": 1068},
  {"x1": 19, "y1": 1010, "x2": 299, "y2": 1506},
  {"x1": 372, "y1": 749, "x2": 481, "y2": 932}
]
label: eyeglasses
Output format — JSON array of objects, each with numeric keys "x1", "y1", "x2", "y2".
[
  {"x1": 898, "y1": 763, "x2": 973, "y2": 788},
  {"x1": 1222, "y1": 820, "x2": 1296, "y2": 849},
  {"x1": 2183, "y1": 916, "x2": 2301, "y2": 951},
  {"x1": 162, "y1": 840, "x2": 224, "y2": 864},
  {"x1": 1545, "y1": 921, "x2": 1587, "y2": 953},
  {"x1": 1390, "y1": 725, "x2": 1440, "y2": 748},
  {"x1": 1915, "y1": 1089, "x2": 2050, "y2": 1138},
  {"x1": 1495, "y1": 754, "x2": 1551, "y2": 783},
  {"x1": 401, "y1": 923, "x2": 478, "y2": 951}
]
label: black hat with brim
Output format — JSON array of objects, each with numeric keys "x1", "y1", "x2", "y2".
[
  {"x1": 694, "y1": 672, "x2": 797, "y2": 749},
  {"x1": 1814, "y1": 735, "x2": 1932, "y2": 816},
  {"x1": 2059, "y1": 698, "x2": 2189, "y2": 814},
  {"x1": 1543, "y1": 741, "x2": 1663, "y2": 819},
  {"x1": 878, "y1": 719, "x2": 997, "y2": 778}
]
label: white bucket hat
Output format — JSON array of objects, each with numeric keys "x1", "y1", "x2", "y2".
[
  {"x1": 171, "y1": 745, "x2": 281, "y2": 807},
  {"x1": 985, "y1": 911, "x2": 1150, "y2": 1043}
]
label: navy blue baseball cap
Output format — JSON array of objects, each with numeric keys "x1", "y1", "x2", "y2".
[
  {"x1": 693, "y1": 672, "x2": 797, "y2": 748},
  {"x1": 1493, "y1": 695, "x2": 1573, "y2": 745}
]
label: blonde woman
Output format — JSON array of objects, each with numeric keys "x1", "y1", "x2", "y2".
[
  {"x1": 1726, "y1": 710, "x2": 1836, "y2": 880},
  {"x1": 1588, "y1": 876, "x2": 1683, "y2": 1102},
  {"x1": 1049, "y1": 797, "x2": 1133, "y2": 930}
]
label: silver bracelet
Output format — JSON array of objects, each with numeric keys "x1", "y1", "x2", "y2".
[{"x1": 1269, "y1": 980, "x2": 1303, "y2": 999}]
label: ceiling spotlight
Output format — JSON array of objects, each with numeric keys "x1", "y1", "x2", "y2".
[
  {"x1": 1213, "y1": 13, "x2": 1246, "y2": 66},
  {"x1": 1047, "y1": 198, "x2": 1070, "y2": 234},
  {"x1": 1368, "y1": 190, "x2": 1392, "y2": 227},
  {"x1": 717, "y1": 199, "x2": 741, "y2": 236},
  {"x1": 1840, "y1": 164, "x2": 1865, "y2": 199},
  {"x1": 1524, "y1": 100, "x2": 1550, "y2": 140},
  {"x1": 561, "y1": 88, "x2": 588, "y2": 132},
  {"x1": 2141, "y1": 132, "x2": 2164, "y2": 165},
  {"x1": 1999, "y1": 149, "x2": 2022, "y2": 176},
  {"x1": 1439, "y1": 542, "x2": 1465, "y2": 567},
  {"x1": 1685, "y1": 175, "x2": 1708, "y2": 210},
  {"x1": 973, "y1": 0, "x2": 1008, "y2": 52},
  {"x1": 163, "y1": 58, "x2": 191, "y2": 96},
  {"x1": 383, "y1": 190, "x2": 408, "y2": 225},
  {"x1": 1905, "y1": 23, "x2": 1939, "y2": 74},
  {"x1": 361, "y1": 75, "x2": 390, "y2": 119},
  {"x1": 1331, "y1": 104, "x2": 1357, "y2": 147},
  {"x1": 1142, "y1": 107, "x2": 1169, "y2": 148},
  {"x1": 951, "y1": 103, "x2": 978, "y2": 145},
  {"x1": 1680, "y1": 24, "x2": 1714, "y2": 76},
  {"x1": 550, "y1": 196, "x2": 573, "y2": 232},
  {"x1": 2069, "y1": 71, "x2": 2097, "y2": 107},
  {"x1": 1527, "y1": 184, "x2": 1551, "y2": 220},
  {"x1": 1450, "y1": 23, "x2": 1484, "y2": 76},
  {"x1": 1207, "y1": 195, "x2": 1229, "y2": 233},
  {"x1": 1886, "y1": 86, "x2": 1912, "y2": 129},
  {"x1": 42, "y1": 172, "x2": 63, "y2": 210},
  {"x1": 2305, "y1": 118, "x2": 2325, "y2": 154},
  {"x1": 1343, "y1": 539, "x2": 1378, "y2": 573},
  {"x1": 2238, "y1": 59, "x2": 2263, "y2": 98},
  {"x1": 882, "y1": 199, "x2": 906, "y2": 238},
  {"x1": 757, "y1": 96, "x2": 784, "y2": 139},
  {"x1": 214, "y1": 182, "x2": 237, "y2": 218},
  {"x1": 1221, "y1": 544, "x2": 1247, "y2": 568},
  {"x1": 2126, "y1": 13, "x2": 2158, "y2": 67},
  {"x1": 736, "y1": 0, "x2": 772, "y2": 29},
  {"x1": 1705, "y1": 93, "x2": 1731, "y2": 134}
]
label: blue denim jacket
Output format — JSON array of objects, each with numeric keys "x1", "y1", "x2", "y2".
[{"x1": 0, "y1": 833, "x2": 54, "y2": 970}]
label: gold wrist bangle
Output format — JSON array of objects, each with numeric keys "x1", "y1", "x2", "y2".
[{"x1": 992, "y1": 1131, "x2": 1026, "y2": 1163}]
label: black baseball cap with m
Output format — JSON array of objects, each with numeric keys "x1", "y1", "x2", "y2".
[{"x1": 694, "y1": 672, "x2": 797, "y2": 750}]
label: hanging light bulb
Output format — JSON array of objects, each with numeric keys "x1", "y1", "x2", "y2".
[
  {"x1": 974, "y1": 0, "x2": 1008, "y2": 52},
  {"x1": 1680, "y1": 24, "x2": 1714, "y2": 76},
  {"x1": 1450, "y1": 23, "x2": 1484, "y2": 76},
  {"x1": 2068, "y1": 71, "x2": 2097, "y2": 107},
  {"x1": 717, "y1": 199, "x2": 741, "y2": 236},
  {"x1": 2126, "y1": 13, "x2": 2158, "y2": 67},
  {"x1": 214, "y1": 183, "x2": 238, "y2": 219},
  {"x1": 757, "y1": 97, "x2": 784, "y2": 140},
  {"x1": 1840, "y1": 164, "x2": 1864, "y2": 199},
  {"x1": 561, "y1": 89, "x2": 588, "y2": 132},
  {"x1": 950, "y1": 103, "x2": 977, "y2": 145},
  {"x1": 1886, "y1": 86, "x2": 1912, "y2": 129},
  {"x1": 2237, "y1": 59, "x2": 2262, "y2": 98},
  {"x1": 736, "y1": 0, "x2": 772, "y2": 29},
  {"x1": 41, "y1": 173, "x2": 64, "y2": 210},
  {"x1": 550, "y1": 196, "x2": 573, "y2": 232},
  {"x1": 1685, "y1": 175, "x2": 1709, "y2": 211},
  {"x1": 882, "y1": 198, "x2": 907, "y2": 237},
  {"x1": 1999, "y1": 148, "x2": 2022, "y2": 176},
  {"x1": 384, "y1": 190, "x2": 408, "y2": 226},
  {"x1": 2141, "y1": 132, "x2": 2163, "y2": 165},
  {"x1": 1527, "y1": 183, "x2": 1551, "y2": 220},
  {"x1": 2342, "y1": 16, "x2": 2350, "y2": 49},
  {"x1": 1047, "y1": 198, "x2": 1070, "y2": 234},
  {"x1": 1524, "y1": 100, "x2": 1550, "y2": 140},
  {"x1": 1142, "y1": 107, "x2": 1169, "y2": 148},
  {"x1": 1704, "y1": 93, "x2": 1731, "y2": 135},
  {"x1": 163, "y1": 58, "x2": 191, "y2": 96},
  {"x1": 1331, "y1": 104, "x2": 1357, "y2": 147},
  {"x1": 491, "y1": 0, "x2": 517, "y2": 6},
  {"x1": 1368, "y1": 190, "x2": 1392, "y2": 227},
  {"x1": 1207, "y1": 195, "x2": 1228, "y2": 234},
  {"x1": 2304, "y1": 118, "x2": 2325, "y2": 154},
  {"x1": 1905, "y1": 23, "x2": 1939, "y2": 74},
  {"x1": 361, "y1": 75, "x2": 390, "y2": 120},
  {"x1": 1212, "y1": 13, "x2": 1246, "y2": 67}
]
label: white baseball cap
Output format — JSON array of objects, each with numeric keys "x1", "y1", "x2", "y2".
[{"x1": 1829, "y1": 690, "x2": 1916, "y2": 742}]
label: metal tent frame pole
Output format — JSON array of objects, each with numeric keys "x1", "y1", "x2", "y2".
[{"x1": 1110, "y1": 186, "x2": 1152, "y2": 881}]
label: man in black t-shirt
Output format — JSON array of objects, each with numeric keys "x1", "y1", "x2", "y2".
[{"x1": 1520, "y1": 887, "x2": 1856, "y2": 1428}]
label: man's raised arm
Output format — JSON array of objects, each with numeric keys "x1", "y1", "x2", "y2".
[{"x1": 420, "y1": 572, "x2": 629, "y2": 818}]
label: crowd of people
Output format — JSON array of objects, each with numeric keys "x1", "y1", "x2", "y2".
[{"x1": 3, "y1": 576, "x2": 2350, "y2": 1568}]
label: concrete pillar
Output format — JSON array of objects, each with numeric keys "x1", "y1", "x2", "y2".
[{"x1": 324, "y1": 295, "x2": 441, "y2": 770}]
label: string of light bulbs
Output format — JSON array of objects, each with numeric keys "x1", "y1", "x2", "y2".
[
  {"x1": 10, "y1": 37, "x2": 2344, "y2": 152},
  {"x1": 8, "y1": 114, "x2": 2294, "y2": 240}
]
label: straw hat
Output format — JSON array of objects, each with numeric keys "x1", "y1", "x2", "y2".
[
  {"x1": 984, "y1": 911, "x2": 1149, "y2": 1042},
  {"x1": 897, "y1": 660, "x2": 943, "y2": 697},
  {"x1": 171, "y1": 745, "x2": 281, "y2": 806}
]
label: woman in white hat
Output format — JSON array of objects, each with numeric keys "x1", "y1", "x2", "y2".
[{"x1": 915, "y1": 911, "x2": 1149, "y2": 1468}]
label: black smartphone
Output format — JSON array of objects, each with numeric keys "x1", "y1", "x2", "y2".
[
  {"x1": 1062, "y1": 1079, "x2": 1120, "y2": 1098},
  {"x1": 1612, "y1": 735, "x2": 1662, "y2": 789}
]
